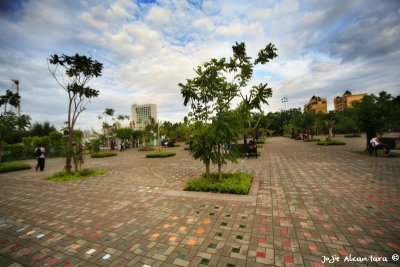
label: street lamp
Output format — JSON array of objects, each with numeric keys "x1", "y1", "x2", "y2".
[{"x1": 281, "y1": 97, "x2": 288, "y2": 111}]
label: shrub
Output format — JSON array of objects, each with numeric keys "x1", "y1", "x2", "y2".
[
  {"x1": 256, "y1": 144, "x2": 263, "y2": 148},
  {"x1": 317, "y1": 140, "x2": 346, "y2": 146},
  {"x1": 0, "y1": 161, "x2": 31, "y2": 173},
  {"x1": 185, "y1": 172, "x2": 253, "y2": 195},
  {"x1": 344, "y1": 134, "x2": 361, "y2": 138},
  {"x1": 138, "y1": 146, "x2": 155, "y2": 151},
  {"x1": 146, "y1": 151, "x2": 176, "y2": 158},
  {"x1": 256, "y1": 138, "x2": 265, "y2": 144},
  {"x1": 5, "y1": 143, "x2": 25, "y2": 160},
  {"x1": 45, "y1": 169, "x2": 106, "y2": 182},
  {"x1": 304, "y1": 138, "x2": 320, "y2": 142},
  {"x1": 90, "y1": 151, "x2": 117, "y2": 158}
]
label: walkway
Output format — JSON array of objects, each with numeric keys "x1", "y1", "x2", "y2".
[{"x1": 0, "y1": 137, "x2": 399, "y2": 266}]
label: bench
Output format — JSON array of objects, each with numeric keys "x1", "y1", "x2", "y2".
[
  {"x1": 231, "y1": 144, "x2": 258, "y2": 159},
  {"x1": 368, "y1": 137, "x2": 398, "y2": 157}
]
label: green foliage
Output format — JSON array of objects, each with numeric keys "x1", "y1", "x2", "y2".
[
  {"x1": 256, "y1": 144, "x2": 263, "y2": 148},
  {"x1": 5, "y1": 143, "x2": 25, "y2": 159},
  {"x1": 184, "y1": 172, "x2": 253, "y2": 195},
  {"x1": 138, "y1": 146, "x2": 155, "y2": 151},
  {"x1": 304, "y1": 139, "x2": 320, "y2": 142},
  {"x1": 344, "y1": 134, "x2": 361, "y2": 138},
  {"x1": 45, "y1": 169, "x2": 105, "y2": 182},
  {"x1": 48, "y1": 53, "x2": 103, "y2": 173},
  {"x1": 317, "y1": 140, "x2": 346, "y2": 146},
  {"x1": 29, "y1": 121, "x2": 57, "y2": 137},
  {"x1": 179, "y1": 41, "x2": 277, "y2": 178},
  {"x1": 84, "y1": 138, "x2": 102, "y2": 153},
  {"x1": 0, "y1": 161, "x2": 31, "y2": 173},
  {"x1": 0, "y1": 90, "x2": 20, "y2": 112},
  {"x1": 90, "y1": 151, "x2": 117, "y2": 158},
  {"x1": 146, "y1": 151, "x2": 176, "y2": 158},
  {"x1": 116, "y1": 127, "x2": 133, "y2": 140}
]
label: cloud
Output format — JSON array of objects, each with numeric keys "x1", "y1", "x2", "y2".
[{"x1": 1, "y1": 0, "x2": 399, "y2": 132}]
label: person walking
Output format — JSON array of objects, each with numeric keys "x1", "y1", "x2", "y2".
[{"x1": 35, "y1": 144, "x2": 46, "y2": 171}]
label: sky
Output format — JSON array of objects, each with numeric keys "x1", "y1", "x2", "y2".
[{"x1": 0, "y1": 0, "x2": 399, "y2": 131}]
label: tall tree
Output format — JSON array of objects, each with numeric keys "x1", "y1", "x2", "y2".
[
  {"x1": 30, "y1": 121, "x2": 57, "y2": 137},
  {"x1": 48, "y1": 53, "x2": 103, "y2": 172},
  {"x1": 0, "y1": 90, "x2": 20, "y2": 113},
  {"x1": 180, "y1": 42, "x2": 277, "y2": 179}
]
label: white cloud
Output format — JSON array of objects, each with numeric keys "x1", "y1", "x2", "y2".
[{"x1": 0, "y1": 0, "x2": 399, "y2": 131}]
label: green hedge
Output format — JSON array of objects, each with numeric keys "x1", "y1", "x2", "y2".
[
  {"x1": 344, "y1": 134, "x2": 361, "y2": 138},
  {"x1": 90, "y1": 151, "x2": 117, "y2": 158},
  {"x1": 146, "y1": 151, "x2": 176, "y2": 158},
  {"x1": 0, "y1": 161, "x2": 32, "y2": 173},
  {"x1": 304, "y1": 138, "x2": 320, "y2": 142},
  {"x1": 138, "y1": 146, "x2": 155, "y2": 151},
  {"x1": 317, "y1": 140, "x2": 346, "y2": 146},
  {"x1": 185, "y1": 172, "x2": 253, "y2": 195},
  {"x1": 45, "y1": 169, "x2": 106, "y2": 182}
]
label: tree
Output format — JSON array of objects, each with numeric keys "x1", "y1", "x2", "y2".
[
  {"x1": 0, "y1": 90, "x2": 30, "y2": 159},
  {"x1": 30, "y1": 121, "x2": 57, "y2": 137},
  {"x1": 180, "y1": 42, "x2": 276, "y2": 179},
  {"x1": 351, "y1": 91, "x2": 400, "y2": 147},
  {"x1": 48, "y1": 53, "x2": 103, "y2": 172},
  {"x1": 116, "y1": 127, "x2": 133, "y2": 141},
  {"x1": 0, "y1": 90, "x2": 20, "y2": 113},
  {"x1": 324, "y1": 111, "x2": 336, "y2": 141}
]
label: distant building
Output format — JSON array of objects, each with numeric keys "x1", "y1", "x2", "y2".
[
  {"x1": 334, "y1": 90, "x2": 365, "y2": 111},
  {"x1": 131, "y1": 104, "x2": 157, "y2": 130},
  {"x1": 304, "y1": 95, "x2": 327, "y2": 113}
]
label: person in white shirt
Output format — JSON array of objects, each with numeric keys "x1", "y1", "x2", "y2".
[
  {"x1": 35, "y1": 144, "x2": 46, "y2": 171},
  {"x1": 370, "y1": 136, "x2": 389, "y2": 156}
]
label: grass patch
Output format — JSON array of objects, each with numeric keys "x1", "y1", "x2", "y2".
[
  {"x1": 317, "y1": 140, "x2": 346, "y2": 146},
  {"x1": 344, "y1": 134, "x2": 361, "y2": 138},
  {"x1": 138, "y1": 146, "x2": 155, "y2": 151},
  {"x1": 146, "y1": 151, "x2": 176, "y2": 158},
  {"x1": 0, "y1": 161, "x2": 31, "y2": 173},
  {"x1": 90, "y1": 151, "x2": 117, "y2": 158},
  {"x1": 304, "y1": 138, "x2": 320, "y2": 142},
  {"x1": 45, "y1": 169, "x2": 106, "y2": 182},
  {"x1": 184, "y1": 172, "x2": 253, "y2": 195}
]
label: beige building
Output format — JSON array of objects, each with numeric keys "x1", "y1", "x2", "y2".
[
  {"x1": 304, "y1": 96, "x2": 327, "y2": 113},
  {"x1": 131, "y1": 104, "x2": 157, "y2": 130},
  {"x1": 334, "y1": 91, "x2": 365, "y2": 111}
]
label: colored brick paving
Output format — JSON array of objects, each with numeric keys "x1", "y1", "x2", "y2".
[{"x1": 0, "y1": 136, "x2": 399, "y2": 266}]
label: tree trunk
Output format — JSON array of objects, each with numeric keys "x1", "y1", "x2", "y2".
[
  {"x1": 205, "y1": 161, "x2": 210, "y2": 178},
  {"x1": 218, "y1": 145, "x2": 222, "y2": 180},
  {"x1": 65, "y1": 156, "x2": 72, "y2": 173}
]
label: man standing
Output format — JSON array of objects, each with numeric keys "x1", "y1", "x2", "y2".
[{"x1": 35, "y1": 144, "x2": 46, "y2": 171}]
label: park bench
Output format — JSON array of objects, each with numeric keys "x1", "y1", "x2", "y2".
[
  {"x1": 232, "y1": 143, "x2": 258, "y2": 159},
  {"x1": 368, "y1": 137, "x2": 399, "y2": 157}
]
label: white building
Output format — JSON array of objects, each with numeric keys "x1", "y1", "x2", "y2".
[{"x1": 130, "y1": 104, "x2": 157, "y2": 130}]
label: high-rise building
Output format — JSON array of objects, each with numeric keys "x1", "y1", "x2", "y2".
[
  {"x1": 304, "y1": 95, "x2": 327, "y2": 113},
  {"x1": 334, "y1": 91, "x2": 365, "y2": 111},
  {"x1": 131, "y1": 104, "x2": 157, "y2": 130}
]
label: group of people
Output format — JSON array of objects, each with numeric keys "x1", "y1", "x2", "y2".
[{"x1": 369, "y1": 136, "x2": 391, "y2": 156}]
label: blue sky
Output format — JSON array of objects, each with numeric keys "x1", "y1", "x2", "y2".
[{"x1": 0, "y1": 0, "x2": 399, "y2": 131}]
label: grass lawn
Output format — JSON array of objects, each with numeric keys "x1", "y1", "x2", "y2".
[
  {"x1": 185, "y1": 172, "x2": 253, "y2": 195},
  {"x1": 90, "y1": 151, "x2": 117, "y2": 158},
  {"x1": 317, "y1": 140, "x2": 346, "y2": 146},
  {"x1": 0, "y1": 161, "x2": 31, "y2": 173},
  {"x1": 146, "y1": 151, "x2": 176, "y2": 158},
  {"x1": 45, "y1": 169, "x2": 106, "y2": 182},
  {"x1": 138, "y1": 146, "x2": 155, "y2": 151}
]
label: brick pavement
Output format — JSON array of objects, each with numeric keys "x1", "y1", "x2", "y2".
[{"x1": 0, "y1": 137, "x2": 399, "y2": 266}]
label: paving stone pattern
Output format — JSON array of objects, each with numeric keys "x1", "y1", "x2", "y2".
[{"x1": 0, "y1": 137, "x2": 399, "y2": 266}]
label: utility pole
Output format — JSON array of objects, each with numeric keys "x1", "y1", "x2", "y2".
[
  {"x1": 11, "y1": 80, "x2": 20, "y2": 116},
  {"x1": 281, "y1": 96, "x2": 288, "y2": 111}
]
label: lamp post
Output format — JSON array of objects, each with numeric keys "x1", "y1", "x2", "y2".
[{"x1": 281, "y1": 97, "x2": 288, "y2": 111}]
